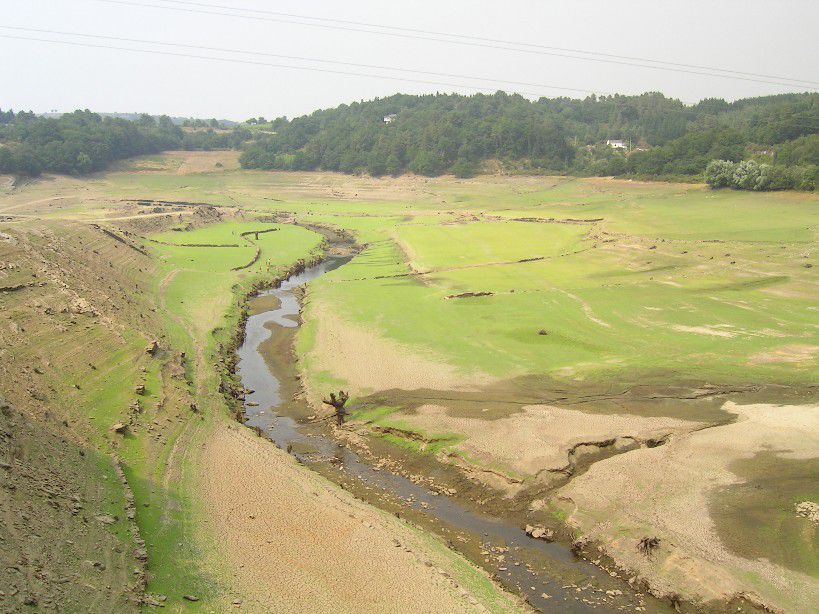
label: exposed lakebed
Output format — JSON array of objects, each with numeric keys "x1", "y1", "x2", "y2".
[{"x1": 236, "y1": 256, "x2": 669, "y2": 613}]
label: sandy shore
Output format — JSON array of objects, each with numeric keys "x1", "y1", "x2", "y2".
[{"x1": 199, "y1": 421, "x2": 521, "y2": 613}]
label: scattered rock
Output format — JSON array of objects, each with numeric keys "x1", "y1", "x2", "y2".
[
  {"x1": 142, "y1": 595, "x2": 166, "y2": 607},
  {"x1": 95, "y1": 514, "x2": 117, "y2": 525},
  {"x1": 182, "y1": 595, "x2": 199, "y2": 602},
  {"x1": 571, "y1": 536, "x2": 589, "y2": 554},
  {"x1": 145, "y1": 340, "x2": 159, "y2": 355},
  {"x1": 795, "y1": 501, "x2": 819, "y2": 524},
  {"x1": 524, "y1": 524, "x2": 554, "y2": 541},
  {"x1": 111, "y1": 422, "x2": 128, "y2": 434}
]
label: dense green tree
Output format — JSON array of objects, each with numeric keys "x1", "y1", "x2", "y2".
[
  {"x1": 704, "y1": 160, "x2": 736, "y2": 188},
  {"x1": 2, "y1": 92, "x2": 815, "y2": 188},
  {"x1": 0, "y1": 110, "x2": 250, "y2": 176},
  {"x1": 704, "y1": 158, "x2": 816, "y2": 192},
  {"x1": 774, "y1": 134, "x2": 819, "y2": 166},
  {"x1": 239, "y1": 92, "x2": 816, "y2": 186},
  {"x1": 733, "y1": 160, "x2": 764, "y2": 190}
]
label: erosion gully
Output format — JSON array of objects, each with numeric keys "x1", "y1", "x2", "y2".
[{"x1": 236, "y1": 255, "x2": 671, "y2": 614}]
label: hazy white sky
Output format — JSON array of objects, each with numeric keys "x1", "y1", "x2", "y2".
[{"x1": 2, "y1": 0, "x2": 817, "y2": 120}]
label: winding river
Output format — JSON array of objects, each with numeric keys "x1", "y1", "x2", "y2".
[{"x1": 236, "y1": 256, "x2": 668, "y2": 614}]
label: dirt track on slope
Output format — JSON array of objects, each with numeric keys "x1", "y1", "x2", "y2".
[{"x1": 200, "y1": 421, "x2": 515, "y2": 613}]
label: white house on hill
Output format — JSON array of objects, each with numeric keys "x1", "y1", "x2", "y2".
[
  {"x1": 606, "y1": 139, "x2": 627, "y2": 149},
  {"x1": 383, "y1": 113, "x2": 397, "y2": 124}
]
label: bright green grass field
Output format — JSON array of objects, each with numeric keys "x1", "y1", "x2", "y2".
[
  {"x1": 398, "y1": 221, "x2": 587, "y2": 269},
  {"x1": 97, "y1": 162, "x2": 818, "y2": 389},
  {"x1": 296, "y1": 181, "x2": 817, "y2": 388},
  {"x1": 152, "y1": 221, "x2": 323, "y2": 342}
]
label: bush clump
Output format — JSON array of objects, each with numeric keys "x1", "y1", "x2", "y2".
[{"x1": 705, "y1": 159, "x2": 816, "y2": 191}]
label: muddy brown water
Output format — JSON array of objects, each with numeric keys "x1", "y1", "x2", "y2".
[{"x1": 237, "y1": 256, "x2": 671, "y2": 613}]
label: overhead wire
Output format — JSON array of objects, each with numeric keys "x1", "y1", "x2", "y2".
[
  {"x1": 0, "y1": 26, "x2": 606, "y2": 97},
  {"x1": 150, "y1": 0, "x2": 819, "y2": 87},
  {"x1": 91, "y1": 0, "x2": 819, "y2": 90},
  {"x1": 0, "y1": 33, "x2": 564, "y2": 97},
  {"x1": 2, "y1": 27, "x2": 816, "y2": 130}
]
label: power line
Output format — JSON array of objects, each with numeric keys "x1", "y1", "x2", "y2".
[
  {"x1": 0, "y1": 26, "x2": 605, "y2": 97},
  {"x1": 3, "y1": 31, "x2": 817, "y2": 131},
  {"x1": 152, "y1": 0, "x2": 819, "y2": 87},
  {"x1": 0, "y1": 34, "x2": 563, "y2": 98},
  {"x1": 92, "y1": 0, "x2": 818, "y2": 90}
]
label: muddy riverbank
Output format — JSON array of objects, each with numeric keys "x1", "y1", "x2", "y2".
[{"x1": 230, "y1": 248, "x2": 674, "y2": 613}]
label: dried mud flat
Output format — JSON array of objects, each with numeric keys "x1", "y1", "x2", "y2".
[
  {"x1": 199, "y1": 421, "x2": 520, "y2": 614},
  {"x1": 400, "y1": 403, "x2": 705, "y2": 482},
  {"x1": 557, "y1": 401, "x2": 819, "y2": 612},
  {"x1": 298, "y1": 310, "x2": 817, "y2": 612},
  {"x1": 326, "y1": 385, "x2": 819, "y2": 612},
  {"x1": 310, "y1": 306, "x2": 494, "y2": 396}
]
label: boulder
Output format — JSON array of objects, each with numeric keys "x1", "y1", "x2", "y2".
[
  {"x1": 524, "y1": 524, "x2": 554, "y2": 541},
  {"x1": 95, "y1": 514, "x2": 117, "y2": 525}
]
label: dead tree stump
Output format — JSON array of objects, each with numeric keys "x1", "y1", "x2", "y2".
[{"x1": 322, "y1": 391, "x2": 350, "y2": 425}]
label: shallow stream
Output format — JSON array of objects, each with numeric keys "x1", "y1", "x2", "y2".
[{"x1": 237, "y1": 256, "x2": 667, "y2": 613}]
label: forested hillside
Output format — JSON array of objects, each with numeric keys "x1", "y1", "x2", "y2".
[
  {"x1": 0, "y1": 110, "x2": 249, "y2": 176},
  {"x1": 239, "y1": 91, "x2": 818, "y2": 189},
  {"x1": 2, "y1": 93, "x2": 816, "y2": 189}
]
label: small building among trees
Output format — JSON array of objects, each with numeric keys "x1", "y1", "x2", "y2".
[{"x1": 606, "y1": 139, "x2": 628, "y2": 149}]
